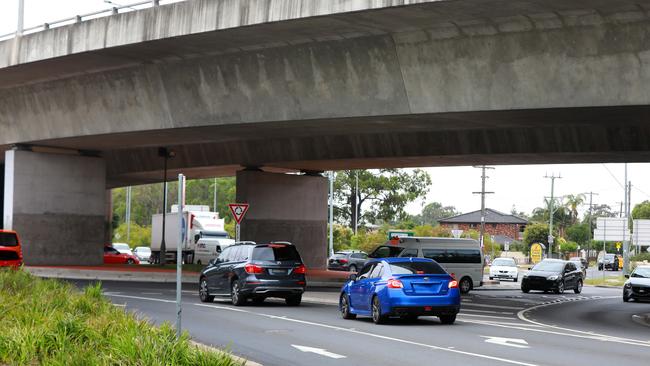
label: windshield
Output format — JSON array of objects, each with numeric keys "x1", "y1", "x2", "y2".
[
  {"x1": 632, "y1": 267, "x2": 650, "y2": 278},
  {"x1": 532, "y1": 261, "x2": 565, "y2": 272},
  {"x1": 370, "y1": 246, "x2": 405, "y2": 258},
  {"x1": 252, "y1": 245, "x2": 301, "y2": 262},
  {"x1": 492, "y1": 259, "x2": 516, "y2": 267},
  {"x1": 389, "y1": 261, "x2": 447, "y2": 275},
  {"x1": 0, "y1": 232, "x2": 18, "y2": 247},
  {"x1": 604, "y1": 254, "x2": 615, "y2": 259}
]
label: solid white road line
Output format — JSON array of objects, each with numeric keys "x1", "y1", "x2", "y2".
[
  {"x1": 292, "y1": 345, "x2": 346, "y2": 359},
  {"x1": 461, "y1": 308, "x2": 515, "y2": 315},
  {"x1": 106, "y1": 293, "x2": 538, "y2": 366},
  {"x1": 457, "y1": 313, "x2": 517, "y2": 320},
  {"x1": 462, "y1": 303, "x2": 526, "y2": 310}
]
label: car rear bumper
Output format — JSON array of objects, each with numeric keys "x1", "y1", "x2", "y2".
[
  {"x1": 327, "y1": 265, "x2": 350, "y2": 271},
  {"x1": 0, "y1": 259, "x2": 22, "y2": 267},
  {"x1": 240, "y1": 278, "x2": 306, "y2": 298},
  {"x1": 386, "y1": 289, "x2": 461, "y2": 313},
  {"x1": 490, "y1": 273, "x2": 517, "y2": 279},
  {"x1": 390, "y1": 305, "x2": 460, "y2": 316}
]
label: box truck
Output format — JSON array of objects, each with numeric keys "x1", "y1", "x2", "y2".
[{"x1": 150, "y1": 205, "x2": 232, "y2": 264}]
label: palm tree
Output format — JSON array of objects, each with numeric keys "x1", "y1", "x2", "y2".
[{"x1": 564, "y1": 194, "x2": 586, "y2": 225}]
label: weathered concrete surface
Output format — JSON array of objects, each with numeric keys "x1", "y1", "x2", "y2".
[
  {"x1": 3, "y1": 150, "x2": 106, "y2": 265},
  {"x1": 236, "y1": 170, "x2": 328, "y2": 269},
  {"x1": 2, "y1": 0, "x2": 650, "y2": 186}
]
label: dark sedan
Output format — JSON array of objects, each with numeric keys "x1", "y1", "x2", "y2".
[
  {"x1": 623, "y1": 265, "x2": 650, "y2": 302},
  {"x1": 521, "y1": 259, "x2": 583, "y2": 294},
  {"x1": 199, "y1": 242, "x2": 306, "y2": 306}
]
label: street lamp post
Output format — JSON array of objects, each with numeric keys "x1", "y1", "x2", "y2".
[{"x1": 158, "y1": 147, "x2": 175, "y2": 265}]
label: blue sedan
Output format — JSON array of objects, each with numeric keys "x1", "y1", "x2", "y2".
[{"x1": 339, "y1": 257, "x2": 461, "y2": 324}]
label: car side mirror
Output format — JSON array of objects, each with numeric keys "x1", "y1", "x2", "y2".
[
  {"x1": 625, "y1": 274, "x2": 630, "y2": 278},
  {"x1": 528, "y1": 267, "x2": 532, "y2": 270},
  {"x1": 348, "y1": 273, "x2": 357, "y2": 282}
]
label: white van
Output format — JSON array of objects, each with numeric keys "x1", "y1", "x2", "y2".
[
  {"x1": 368, "y1": 237, "x2": 484, "y2": 293},
  {"x1": 194, "y1": 238, "x2": 235, "y2": 265}
]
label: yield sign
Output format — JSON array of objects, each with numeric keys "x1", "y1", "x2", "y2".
[{"x1": 228, "y1": 203, "x2": 249, "y2": 224}]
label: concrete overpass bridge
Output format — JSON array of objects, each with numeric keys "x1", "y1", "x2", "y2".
[{"x1": 2, "y1": 0, "x2": 650, "y2": 267}]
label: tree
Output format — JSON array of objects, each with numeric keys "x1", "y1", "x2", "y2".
[
  {"x1": 334, "y1": 169, "x2": 431, "y2": 228},
  {"x1": 582, "y1": 204, "x2": 616, "y2": 228},
  {"x1": 565, "y1": 223, "x2": 591, "y2": 246},
  {"x1": 632, "y1": 201, "x2": 650, "y2": 220},
  {"x1": 564, "y1": 194, "x2": 585, "y2": 225},
  {"x1": 523, "y1": 223, "x2": 550, "y2": 247},
  {"x1": 529, "y1": 199, "x2": 570, "y2": 237},
  {"x1": 417, "y1": 202, "x2": 458, "y2": 226}
]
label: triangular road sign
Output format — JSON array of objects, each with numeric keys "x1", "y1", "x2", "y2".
[{"x1": 228, "y1": 203, "x2": 249, "y2": 224}]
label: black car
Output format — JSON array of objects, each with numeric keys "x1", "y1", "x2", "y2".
[
  {"x1": 598, "y1": 253, "x2": 620, "y2": 271},
  {"x1": 521, "y1": 259, "x2": 583, "y2": 294},
  {"x1": 327, "y1": 251, "x2": 368, "y2": 272},
  {"x1": 569, "y1": 257, "x2": 587, "y2": 279},
  {"x1": 623, "y1": 265, "x2": 650, "y2": 302},
  {"x1": 198, "y1": 242, "x2": 306, "y2": 306}
]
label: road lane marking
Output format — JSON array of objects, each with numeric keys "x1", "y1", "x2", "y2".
[
  {"x1": 458, "y1": 313, "x2": 516, "y2": 320},
  {"x1": 292, "y1": 345, "x2": 346, "y2": 359},
  {"x1": 481, "y1": 336, "x2": 530, "y2": 349},
  {"x1": 462, "y1": 303, "x2": 525, "y2": 310},
  {"x1": 461, "y1": 309, "x2": 514, "y2": 315},
  {"x1": 106, "y1": 293, "x2": 539, "y2": 366}
]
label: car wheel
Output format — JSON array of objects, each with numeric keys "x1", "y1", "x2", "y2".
[
  {"x1": 231, "y1": 281, "x2": 246, "y2": 306},
  {"x1": 199, "y1": 278, "x2": 214, "y2": 303},
  {"x1": 371, "y1": 296, "x2": 387, "y2": 324},
  {"x1": 349, "y1": 265, "x2": 357, "y2": 273},
  {"x1": 285, "y1": 294, "x2": 302, "y2": 306},
  {"x1": 623, "y1": 293, "x2": 630, "y2": 302},
  {"x1": 126, "y1": 258, "x2": 135, "y2": 265},
  {"x1": 196, "y1": 260, "x2": 202, "y2": 266},
  {"x1": 598, "y1": 265, "x2": 603, "y2": 271},
  {"x1": 489, "y1": 277, "x2": 493, "y2": 280},
  {"x1": 459, "y1": 277, "x2": 472, "y2": 294},
  {"x1": 340, "y1": 294, "x2": 356, "y2": 319},
  {"x1": 554, "y1": 281, "x2": 565, "y2": 294},
  {"x1": 439, "y1": 314, "x2": 457, "y2": 325},
  {"x1": 521, "y1": 286, "x2": 530, "y2": 293},
  {"x1": 574, "y1": 280, "x2": 583, "y2": 294}
]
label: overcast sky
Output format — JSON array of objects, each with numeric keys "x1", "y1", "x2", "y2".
[{"x1": 3, "y1": 1, "x2": 650, "y2": 218}]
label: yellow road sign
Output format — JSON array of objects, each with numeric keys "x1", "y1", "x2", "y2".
[{"x1": 530, "y1": 243, "x2": 543, "y2": 264}]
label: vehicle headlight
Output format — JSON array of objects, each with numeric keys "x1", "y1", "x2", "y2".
[{"x1": 548, "y1": 275, "x2": 559, "y2": 281}]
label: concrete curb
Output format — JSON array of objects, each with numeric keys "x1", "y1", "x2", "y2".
[{"x1": 190, "y1": 341, "x2": 263, "y2": 366}]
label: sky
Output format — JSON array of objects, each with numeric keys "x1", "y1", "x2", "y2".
[{"x1": 3, "y1": 1, "x2": 650, "y2": 218}]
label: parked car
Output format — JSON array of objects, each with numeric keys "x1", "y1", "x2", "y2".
[
  {"x1": 521, "y1": 259, "x2": 583, "y2": 294},
  {"x1": 623, "y1": 265, "x2": 650, "y2": 302},
  {"x1": 327, "y1": 251, "x2": 368, "y2": 272},
  {"x1": 104, "y1": 245, "x2": 140, "y2": 264},
  {"x1": 339, "y1": 257, "x2": 460, "y2": 324},
  {"x1": 598, "y1": 253, "x2": 620, "y2": 271},
  {"x1": 489, "y1": 257, "x2": 519, "y2": 282},
  {"x1": 133, "y1": 246, "x2": 152, "y2": 262},
  {"x1": 0, "y1": 230, "x2": 23, "y2": 267},
  {"x1": 198, "y1": 242, "x2": 306, "y2": 306},
  {"x1": 112, "y1": 243, "x2": 134, "y2": 256},
  {"x1": 569, "y1": 257, "x2": 587, "y2": 278}
]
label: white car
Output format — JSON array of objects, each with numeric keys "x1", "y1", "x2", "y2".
[
  {"x1": 112, "y1": 243, "x2": 134, "y2": 256},
  {"x1": 489, "y1": 257, "x2": 519, "y2": 282},
  {"x1": 133, "y1": 246, "x2": 152, "y2": 262}
]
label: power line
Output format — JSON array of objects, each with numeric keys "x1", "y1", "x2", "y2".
[{"x1": 601, "y1": 164, "x2": 625, "y2": 189}]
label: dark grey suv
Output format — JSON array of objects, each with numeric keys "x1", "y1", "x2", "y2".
[
  {"x1": 327, "y1": 251, "x2": 368, "y2": 272},
  {"x1": 199, "y1": 242, "x2": 307, "y2": 306}
]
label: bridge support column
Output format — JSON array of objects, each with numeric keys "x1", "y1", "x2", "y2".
[
  {"x1": 237, "y1": 170, "x2": 328, "y2": 269},
  {"x1": 3, "y1": 149, "x2": 106, "y2": 265}
]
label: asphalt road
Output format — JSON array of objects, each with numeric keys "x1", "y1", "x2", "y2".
[{"x1": 70, "y1": 280, "x2": 649, "y2": 366}]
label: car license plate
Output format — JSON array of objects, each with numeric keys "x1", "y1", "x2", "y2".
[{"x1": 270, "y1": 269, "x2": 287, "y2": 275}]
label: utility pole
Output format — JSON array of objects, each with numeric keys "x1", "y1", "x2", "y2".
[
  {"x1": 213, "y1": 178, "x2": 218, "y2": 213},
  {"x1": 624, "y1": 173, "x2": 632, "y2": 275},
  {"x1": 329, "y1": 171, "x2": 334, "y2": 257},
  {"x1": 585, "y1": 191, "x2": 599, "y2": 260},
  {"x1": 544, "y1": 174, "x2": 562, "y2": 258},
  {"x1": 125, "y1": 186, "x2": 132, "y2": 242},
  {"x1": 354, "y1": 171, "x2": 359, "y2": 235},
  {"x1": 473, "y1": 166, "x2": 494, "y2": 259}
]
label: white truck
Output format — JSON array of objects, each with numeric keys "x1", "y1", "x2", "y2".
[{"x1": 150, "y1": 205, "x2": 233, "y2": 264}]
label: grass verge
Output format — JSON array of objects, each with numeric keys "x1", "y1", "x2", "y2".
[
  {"x1": 585, "y1": 276, "x2": 627, "y2": 287},
  {"x1": 0, "y1": 268, "x2": 241, "y2": 366}
]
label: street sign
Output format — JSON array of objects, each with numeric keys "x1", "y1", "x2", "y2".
[
  {"x1": 504, "y1": 242, "x2": 510, "y2": 251},
  {"x1": 530, "y1": 243, "x2": 544, "y2": 264},
  {"x1": 451, "y1": 229, "x2": 464, "y2": 239},
  {"x1": 632, "y1": 220, "x2": 650, "y2": 247},
  {"x1": 594, "y1": 217, "x2": 628, "y2": 241},
  {"x1": 616, "y1": 242, "x2": 622, "y2": 250},
  {"x1": 228, "y1": 203, "x2": 249, "y2": 224}
]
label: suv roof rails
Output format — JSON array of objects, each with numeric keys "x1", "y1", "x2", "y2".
[{"x1": 234, "y1": 241, "x2": 257, "y2": 245}]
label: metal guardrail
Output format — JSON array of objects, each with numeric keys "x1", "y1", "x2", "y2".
[{"x1": 0, "y1": 0, "x2": 185, "y2": 42}]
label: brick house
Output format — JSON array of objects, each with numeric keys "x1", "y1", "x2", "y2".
[{"x1": 439, "y1": 208, "x2": 528, "y2": 245}]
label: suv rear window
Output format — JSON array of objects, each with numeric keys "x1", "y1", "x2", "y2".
[
  {"x1": 252, "y1": 245, "x2": 301, "y2": 261},
  {"x1": 0, "y1": 232, "x2": 18, "y2": 247},
  {"x1": 370, "y1": 246, "x2": 404, "y2": 258},
  {"x1": 389, "y1": 261, "x2": 447, "y2": 275}
]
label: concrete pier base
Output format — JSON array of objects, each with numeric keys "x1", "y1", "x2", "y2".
[
  {"x1": 3, "y1": 150, "x2": 106, "y2": 265},
  {"x1": 236, "y1": 170, "x2": 328, "y2": 269}
]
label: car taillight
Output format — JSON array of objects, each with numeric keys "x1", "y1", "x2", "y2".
[
  {"x1": 294, "y1": 264, "x2": 307, "y2": 274},
  {"x1": 387, "y1": 279, "x2": 403, "y2": 289},
  {"x1": 339, "y1": 259, "x2": 348, "y2": 264},
  {"x1": 245, "y1": 264, "x2": 264, "y2": 274},
  {"x1": 448, "y1": 280, "x2": 459, "y2": 289}
]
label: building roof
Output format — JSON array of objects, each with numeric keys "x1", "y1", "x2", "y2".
[{"x1": 439, "y1": 208, "x2": 528, "y2": 224}]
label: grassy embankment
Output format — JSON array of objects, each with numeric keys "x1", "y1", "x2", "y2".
[
  {"x1": 584, "y1": 276, "x2": 626, "y2": 287},
  {"x1": 0, "y1": 269, "x2": 241, "y2": 366}
]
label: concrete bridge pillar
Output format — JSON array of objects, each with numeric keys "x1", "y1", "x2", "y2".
[
  {"x1": 236, "y1": 170, "x2": 328, "y2": 269},
  {"x1": 3, "y1": 149, "x2": 106, "y2": 265}
]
